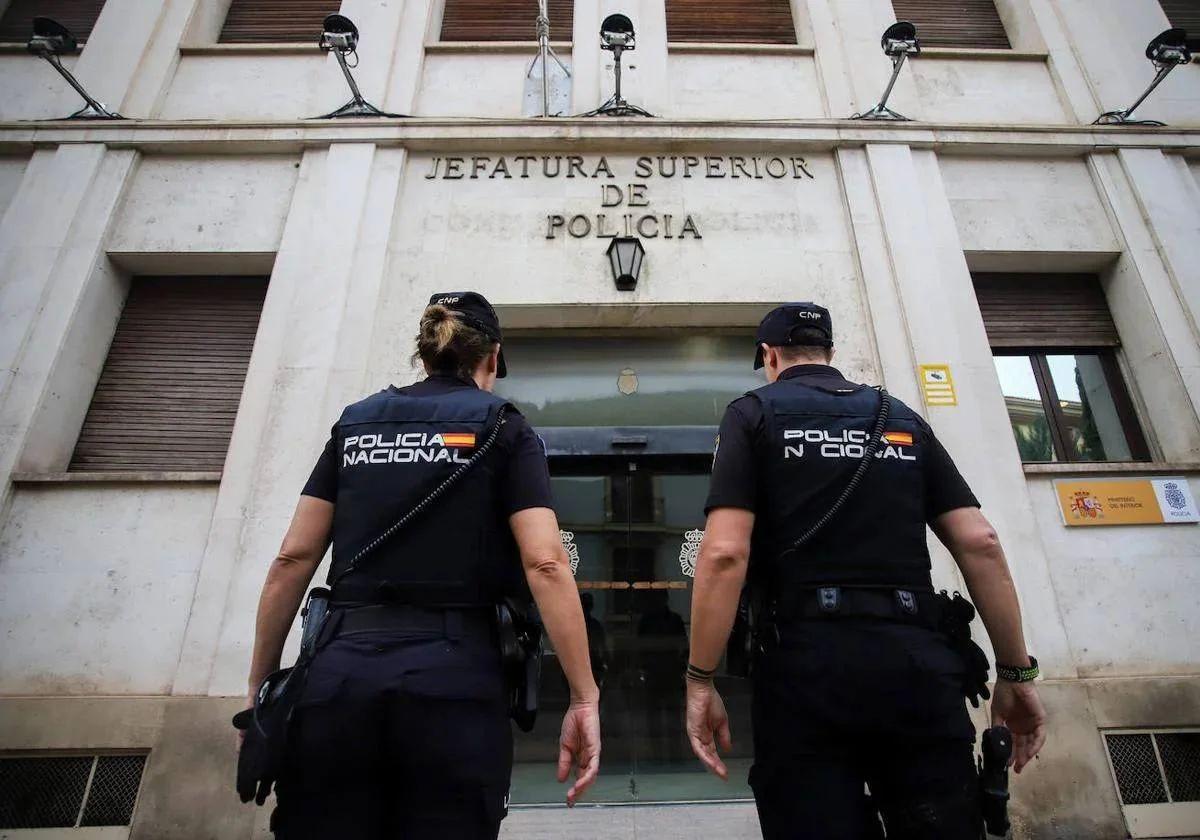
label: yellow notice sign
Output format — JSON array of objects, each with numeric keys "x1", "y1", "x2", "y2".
[
  {"x1": 1055, "y1": 477, "x2": 1199, "y2": 526},
  {"x1": 919, "y1": 364, "x2": 957, "y2": 407}
]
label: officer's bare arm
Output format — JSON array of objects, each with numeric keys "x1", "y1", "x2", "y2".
[
  {"x1": 247, "y1": 495, "x2": 334, "y2": 693},
  {"x1": 510, "y1": 506, "x2": 601, "y2": 805},
  {"x1": 509, "y1": 507, "x2": 599, "y2": 703},
  {"x1": 931, "y1": 507, "x2": 1029, "y2": 668},
  {"x1": 688, "y1": 508, "x2": 755, "y2": 670}
]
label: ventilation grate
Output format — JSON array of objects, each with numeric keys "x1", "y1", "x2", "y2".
[
  {"x1": 1157, "y1": 732, "x2": 1200, "y2": 803},
  {"x1": 0, "y1": 754, "x2": 147, "y2": 830},
  {"x1": 1106, "y1": 734, "x2": 1169, "y2": 805},
  {"x1": 81, "y1": 755, "x2": 148, "y2": 826},
  {"x1": 0, "y1": 756, "x2": 93, "y2": 829}
]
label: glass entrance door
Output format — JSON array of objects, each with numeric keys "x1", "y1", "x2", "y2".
[{"x1": 509, "y1": 457, "x2": 754, "y2": 804}]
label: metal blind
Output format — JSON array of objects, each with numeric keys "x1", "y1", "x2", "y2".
[
  {"x1": 440, "y1": 0, "x2": 574, "y2": 42},
  {"x1": 666, "y1": 0, "x2": 797, "y2": 44},
  {"x1": 218, "y1": 0, "x2": 339, "y2": 44},
  {"x1": 1159, "y1": 0, "x2": 1200, "y2": 52},
  {"x1": 973, "y1": 274, "x2": 1120, "y2": 349},
  {"x1": 69, "y1": 277, "x2": 267, "y2": 473},
  {"x1": 0, "y1": 0, "x2": 107, "y2": 43},
  {"x1": 890, "y1": 0, "x2": 1011, "y2": 49}
]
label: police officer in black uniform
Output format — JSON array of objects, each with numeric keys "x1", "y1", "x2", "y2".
[
  {"x1": 684, "y1": 303, "x2": 1047, "y2": 839},
  {"x1": 245, "y1": 292, "x2": 601, "y2": 839}
]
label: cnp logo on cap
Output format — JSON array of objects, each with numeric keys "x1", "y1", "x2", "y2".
[
  {"x1": 427, "y1": 290, "x2": 508, "y2": 378},
  {"x1": 753, "y1": 302, "x2": 833, "y2": 369}
]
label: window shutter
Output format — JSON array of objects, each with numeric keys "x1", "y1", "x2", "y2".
[
  {"x1": 218, "y1": 0, "x2": 340, "y2": 44},
  {"x1": 666, "y1": 0, "x2": 797, "y2": 44},
  {"x1": 1159, "y1": 0, "x2": 1200, "y2": 52},
  {"x1": 890, "y1": 0, "x2": 1011, "y2": 49},
  {"x1": 973, "y1": 274, "x2": 1120, "y2": 349},
  {"x1": 440, "y1": 0, "x2": 574, "y2": 42},
  {"x1": 0, "y1": 0, "x2": 107, "y2": 43},
  {"x1": 69, "y1": 277, "x2": 267, "y2": 473}
]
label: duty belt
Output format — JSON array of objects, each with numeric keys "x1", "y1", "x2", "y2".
[
  {"x1": 335, "y1": 603, "x2": 495, "y2": 639},
  {"x1": 772, "y1": 585, "x2": 943, "y2": 631},
  {"x1": 331, "y1": 578, "x2": 494, "y2": 609}
]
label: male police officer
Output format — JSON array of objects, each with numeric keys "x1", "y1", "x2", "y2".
[{"x1": 685, "y1": 303, "x2": 1046, "y2": 838}]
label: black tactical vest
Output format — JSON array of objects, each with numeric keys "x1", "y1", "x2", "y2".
[
  {"x1": 752, "y1": 373, "x2": 934, "y2": 589},
  {"x1": 327, "y1": 384, "x2": 518, "y2": 604}
]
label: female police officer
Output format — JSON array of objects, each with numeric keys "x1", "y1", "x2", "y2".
[{"x1": 244, "y1": 292, "x2": 601, "y2": 839}]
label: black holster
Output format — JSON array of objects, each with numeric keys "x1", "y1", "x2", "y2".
[
  {"x1": 979, "y1": 725, "x2": 1013, "y2": 836},
  {"x1": 232, "y1": 587, "x2": 336, "y2": 806},
  {"x1": 497, "y1": 599, "x2": 543, "y2": 732},
  {"x1": 727, "y1": 577, "x2": 778, "y2": 679},
  {"x1": 935, "y1": 590, "x2": 991, "y2": 707}
]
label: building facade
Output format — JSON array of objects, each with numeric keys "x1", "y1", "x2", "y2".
[{"x1": 1, "y1": 0, "x2": 1199, "y2": 837}]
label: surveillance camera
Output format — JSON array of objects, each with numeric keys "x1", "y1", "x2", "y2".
[
  {"x1": 320, "y1": 31, "x2": 355, "y2": 51},
  {"x1": 27, "y1": 17, "x2": 76, "y2": 56}
]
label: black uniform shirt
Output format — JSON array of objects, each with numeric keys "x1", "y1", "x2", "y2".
[
  {"x1": 705, "y1": 364, "x2": 979, "y2": 519},
  {"x1": 302, "y1": 375, "x2": 554, "y2": 517}
]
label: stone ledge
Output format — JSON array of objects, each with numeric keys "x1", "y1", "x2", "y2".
[
  {"x1": 11, "y1": 471, "x2": 222, "y2": 484},
  {"x1": 917, "y1": 47, "x2": 1049, "y2": 62},
  {"x1": 667, "y1": 43, "x2": 815, "y2": 56},
  {"x1": 178, "y1": 43, "x2": 319, "y2": 56},
  {"x1": 1023, "y1": 462, "x2": 1200, "y2": 476},
  {"x1": 425, "y1": 41, "x2": 571, "y2": 54}
]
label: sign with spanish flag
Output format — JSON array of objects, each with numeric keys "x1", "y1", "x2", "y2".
[
  {"x1": 1054, "y1": 477, "x2": 1199, "y2": 526},
  {"x1": 441, "y1": 432, "x2": 477, "y2": 448}
]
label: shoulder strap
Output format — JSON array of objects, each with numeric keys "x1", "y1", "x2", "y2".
[
  {"x1": 328, "y1": 404, "x2": 511, "y2": 590},
  {"x1": 788, "y1": 389, "x2": 892, "y2": 551}
]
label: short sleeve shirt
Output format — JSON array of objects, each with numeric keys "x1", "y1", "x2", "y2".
[
  {"x1": 302, "y1": 375, "x2": 553, "y2": 516},
  {"x1": 704, "y1": 364, "x2": 979, "y2": 520}
]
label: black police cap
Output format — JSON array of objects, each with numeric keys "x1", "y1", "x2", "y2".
[
  {"x1": 753, "y1": 302, "x2": 833, "y2": 369},
  {"x1": 427, "y1": 291, "x2": 508, "y2": 378}
]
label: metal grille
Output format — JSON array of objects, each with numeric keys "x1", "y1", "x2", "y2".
[
  {"x1": 80, "y1": 755, "x2": 146, "y2": 826},
  {"x1": 891, "y1": 0, "x2": 1011, "y2": 50},
  {"x1": 0, "y1": 0, "x2": 108, "y2": 44},
  {"x1": 1106, "y1": 734, "x2": 1169, "y2": 805},
  {"x1": 69, "y1": 276, "x2": 268, "y2": 473},
  {"x1": 0, "y1": 756, "x2": 92, "y2": 829},
  {"x1": 1157, "y1": 732, "x2": 1200, "y2": 803}
]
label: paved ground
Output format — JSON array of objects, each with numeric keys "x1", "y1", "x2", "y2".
[{"x1": 500, "y1": 802, "x2": 762, "y2": 839}]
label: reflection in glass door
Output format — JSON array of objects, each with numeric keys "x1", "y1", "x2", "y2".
[{"x1": 509, "y1": 458, "x2": 754, "y2": 805}]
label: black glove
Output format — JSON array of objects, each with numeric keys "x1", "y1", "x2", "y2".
[{"x1": 232, "y1": 709, "x2": 278, "y2": 805}]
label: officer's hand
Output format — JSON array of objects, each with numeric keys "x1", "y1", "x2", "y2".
[
  {"x1": 686, "y1": 680, "x2": 732, "y2": 780},
  {"x1": 990, "y1": 680, "x2": 1047, "y2": 774},
  {"x1": 558, "y1": 698, "x2": 601, "y2": 807}
]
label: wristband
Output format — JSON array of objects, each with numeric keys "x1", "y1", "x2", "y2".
[
  {"x1": 996, "y1": 656, "x2": 1039, "y2": 683},
  {"x1": 686, "y1": 663, "x2": 716, "y2": 683}
]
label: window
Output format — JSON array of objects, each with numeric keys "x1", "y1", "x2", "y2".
[
  {"x1": 0, "y1": 754, "x2": 147, "y2": 829},
  {"x1": 1159, "y1": 2, "x2": 1200, "y2": 54},
  {"x1": 976, "y1": 274, "x2": 1149, "y2": 464},
  {"x1": 70, "y1": 277, "x2": 267, "y2": 473},
  {"x1": 0, "y1": 0, "x2": 106, "y2": 43},
  {"x1": 218, "y1": 0, "x2": 338, "y2": 44},
  {"x1": 666, "y1": 0, "x2": 797, "y2": 44},
  {"x1": 890, "y1": 0, "x2": 1011, "y2": 49},
  {"x1": 494, "y1": 334, "x2": 761, "y2": 428},
  {"x1": 440, "y1": 0, "x2": 574, "y2": 42},
  {"x1": 1104, "y1": 730, "x2": 1200, "y2": 839}
]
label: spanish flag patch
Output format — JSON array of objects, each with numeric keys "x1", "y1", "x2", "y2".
[
  {"x1": 442, "y1": 433, "x2": 477, "y2": 448},
  {"x1": 883, "y1": 431, "x2": 914, "y2": 446}
]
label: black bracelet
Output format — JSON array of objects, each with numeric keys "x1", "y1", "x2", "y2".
[
  {"x1": 996, "y1": 656, "x2": 1039, "y2": 683},
  {"x1": 686, "y1": 663, "x2": 716, "y2": 682}
]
